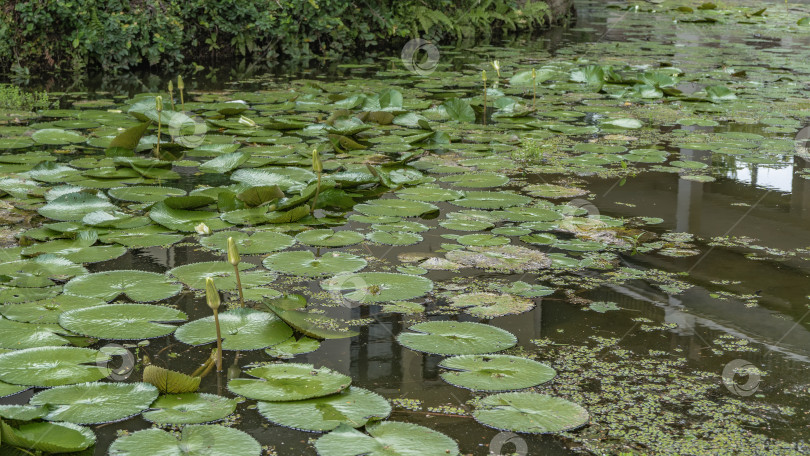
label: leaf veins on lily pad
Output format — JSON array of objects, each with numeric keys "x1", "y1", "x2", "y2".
[
  {"x1": 439, "y1": 355, "x2": 556, "y2": 391},
  {"x1": 108, "y1": 425, "x2": 261, "y2": 456},
  {"x1": 449, "y1": 292, "x2": 534, "y2": 318},
  {"x1": 397, "y1": 321, "x2": 517, "y2": 355},
  {"x1": 472, "y1": 392, "x2": 589, "y2": 434},
  {"x1": 228, "y1": 363, "x2": 350, "y2": 401},
  {"x1": 314, "y1": 422, "x2": 459, "y2": 456},
  {"x1": 175, "y1": 308, "x2": 292, "y2": 351}
]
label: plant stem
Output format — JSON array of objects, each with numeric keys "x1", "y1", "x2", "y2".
[
  {"x1": 533, "y1": 81, "x2": 537, "y2": 108},
  {"x1": 180, "y1": 89, "x2": 185, "y2": 112},
  {"x1": 156, "y1": 120, "x2": 161, "y2": 158},
  {"x1": 310, "y1": 172, "x2": 322, "y2": 216},
  {"x1": 233, "y1": 263, "x2": 245, "y2": 307},
  {"x1": 191, "y1": 350, "x2": 216, "y2": 377},
  {"x1": 213, "y1": 309, "x2": 223, "y2": 371},
  {"x1": 483, "y1": 79, "x2": 487, "y2": 126}
]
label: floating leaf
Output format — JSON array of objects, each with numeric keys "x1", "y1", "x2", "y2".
[
  {"x1": 142, "y1": 393, "x2": 238, "y2": 425},
  {"x1": 30, "y1": 382, "x2": 159, "y2": 424},
  {"x1": 354, "y1": 199, "x2": 439, "y2": 217},
  {"x1": 108, "y1": 185, "x2": 185, "y2": 203},
  {"x1": 257, "y1": 387, "x2": 390, "y2": 432},
  {"x1": 263, "y1": 250, "x2": 367, "y2": 277},
  {"x1": 439, "y1": 355, "x2": 555, "y2": 391},
  {"x1": 59, "y1": 304, "x2": 187, "y2": 339},
  {"x1": 228, "y1": 363, "x2": 350, "y2": 401},
  {"x1": 295, "y1": 229, "x2": 365, "y2": 247},
  {"x1": 0, "y1": 319, "x2": 72, "y2": 349},
  {"x1": 263, "y1": 301, "x2": 359, "y2": 340},
  {"x1": 321, "y1": 272, "x2": 433, "y2": 303},
  {"x1": 143, "y1": 365, "x2": 200, "y2": 394},
  {"x1": 446, "y1": 245, "x2": 551, "y2": 272},
  {"x1": 38, "y1": 192, "x2": 116, "y2": 221},
  {"x1": 64, "y1": 270, "x2": 181, "y2": 302},
  {"x1": 451, "y1": 191, "x2": 531, "y2": 209},
  {"x1": 397, "y1": 321, "x2": 517, "y2": 355},
  {"x1": 366, "y1": 231, "x2": 423, "y2": 246},
  {"x1": 314, "y1": 422, "x2": 459, "y2": 456},
  {"x1": 449, "y1": 292, "x2": 534, "y2": 318},
  {"x1": 443, "y1": 98, "x2": 475, "y2": 122},
  {"x1": 169, "y1": 261, "x2": 270, "y2": 290},
  {"x1": 32, "y1": 128, "x2": 85, "y2": 145},
  {"x1": 265, "y1": 336, "x2": 321, "y2": 358},
  {"x1": 175, "y1": 308, "x2": 292, "y2": 350},
  {"x1": 108, "y1": 425, "x2": 261, "y2": 456},
  {"x1": 0, "y1": 347, "x2": 111, "y2": 387},
  {"x1": 1, "y1": 420, "x2": 95, "y2": 453},
  {"x1": 472, "y1": 392, "x2": 589, "y2": 434},
  {"x1": 200, "y1": 230, "x2": 295, "y2": 254}
]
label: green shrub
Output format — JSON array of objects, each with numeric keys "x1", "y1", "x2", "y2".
[
  {"x1": 0, "y1": 84, "x2": 49, "y2": 110},
  {"x1": 0, "y1": 0, "x2": 553, "y2": 75}
]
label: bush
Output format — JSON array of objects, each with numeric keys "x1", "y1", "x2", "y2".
[{"x1": 0, "y1": 0, "x2": 554, "y2": 75}]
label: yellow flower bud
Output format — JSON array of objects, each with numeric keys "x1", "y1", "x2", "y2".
[
  {"x1": 155, "y1": 95, "x2": 163, "y2": 112},
  {"x1": 177, "y1": 75, "x2": 184, "y2": 90},
  {"x1": 227, "y1": 236, "x2": 240, "y2": 266},
  {"x1": 205, "y1": 277, "x2": 220, "y2": 311},
  {"x1": 168, "y1": 80, "x2": 173, "y2": 93}
]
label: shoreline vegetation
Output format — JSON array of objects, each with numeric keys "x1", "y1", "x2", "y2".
[{"x1": 0, "y1": 0, "x2": 574, "y2": 77}]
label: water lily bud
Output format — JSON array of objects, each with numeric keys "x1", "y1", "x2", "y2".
[
  {"x1": 491, "y1": 60, "x2": 500, "y2": 77},
  {"x1": 532, "y1": 68, "x2": 536, "y2": 79},
  {"x1": 482, "y1": 70, "x2": 487, "y2": 82},
  {"x1": 205, "y1": 277, "x2": 220, "y2": 311},
  {"x1": 312, "y1": 149, "x2": 323, "y2": 173},
  {"x1": 238, "y1": 115, "x2": 257, "y2": 127},
  {"x1": 155, "y1": 95, "x2": 163, "y2": 112},
  {"x1": 168, "y1": 80, "x2": 173, "y2": 93},
  {"x1": 195, "y1": 222, "x2": 211, "y2": 235},
  {"x1": 227, "y1": 236, "x2": 240, "y2": 266},
  {"x1": 177, "y1": 75, "x2": 184, "y2": 90}
]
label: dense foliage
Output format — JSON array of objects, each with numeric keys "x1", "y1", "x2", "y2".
[{"x1": 0, "y1": 0, "x2": 555, "y2": 75}]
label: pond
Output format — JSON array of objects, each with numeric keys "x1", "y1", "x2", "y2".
[{"x1": 0, "y1": 0, "x2": 809, "y2": 455}]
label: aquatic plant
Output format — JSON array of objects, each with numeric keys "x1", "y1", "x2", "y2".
[
  {"x1": 205, "y1": 277, "x2": 223, "y2": 372},
  {"x1": 227, "y1": 236, "x2": 245, "y2": 307}
]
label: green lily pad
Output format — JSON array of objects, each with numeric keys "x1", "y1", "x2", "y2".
[
  {"x1": 143, "y1": 365, "x2": 201, "y2": 394},
  {"x1": 295, "y1": 229, "x2": 365, "y2": 247},
  {"x1": 314, "y1": 422, "x2": 459, "y2": 456},
  {"x1": 200, "y1": 230, "x2": 296, "y2": 254},
  {"x1": 174, "y1": 308, "x2": 292, "y2": 350},
  {"x1": 451, "y1": 191, "x2": 531, "y2": 209},
  {"x1": 265, "y1": 336, "x2": 321, "y2": 358},
  {"x1": 0, "y1": 256, "x2": 86, "y2": 287},
  {"x1": 366, "y1": 231, "x2": 423, "y2": 246},
  {"x1": 263, "y1": 250, "x2": 367, "y2": 276},
  {"x1": 1, "y1": 420, "x2": 95, "y2": 453},
  {"x1": 263, "y1": 301, "x2": 359, "y2": 340},
  {"x1": 108, "y1": 185, "x2": 186, "y2": 203},
  {"x1": 439, "y1": 355, "x2": 556, "y2": 391},
  {"x1": 321, "y1": 272, "x2": 433, "y2": 304},
  {"x1": 64, "y1": 270, "x2": 182, "y2": 302},
  {"x1": 21, "y1": 239, "x2": 128, "y2": 264},
  {"x1": 354, "y1": 199, "x2": 439, "y2": 217},
  {"x1": 439, "y1": 219, "x2": 495, "y2": 231},
  {"x1": 472, "y1": 392, "x2": 589, "y2": 434},
  {"x1": 449, "y1": 292, "x2": 534, "y2": 318},
  {"x1": 446, "y1": 245, "x2": 551, "y2": 272},
  {"x1": 29, "y1": 382, "x2": 159, "y2": 424},
  {"x1": 257, "y1": 387, "x2": 390, "y2": 432},
  {"x1": 228, "y1": 363, "x2": 350, "y2": 401},
  {"x1": 149, "y1": 200, "x2": 229, "y2": 232},
  {"x1": 523, "y1": 184, "x2": 588, "y2": 199},
  {"x1": 397, "y1": 321, "x2": 517, "y2": 355},
  {"x1": 439, "y1": 172, "x2": 510, "y2": 188},
  {"x1": 32, "y1": 128, "x2": 86, "y2": 145},
  {"x1": 0, "y1": 346, "x2": 111, "y2": 386},
  {"x1": 38, "y1": 192, "x2": 116, "y2": 221},
  {"x1": 58, "y1": 304, "x2": 187, "y2": 339},
  {"x1": 0, "y1": 319, "x2": 72, "y2": 349},
  {"x1": 169, "y1": 261, "x2": 271, "y2": 290},
  {"x1": 108, "y1": 425, "x2": 261, "y2": 456},
  {"x1": 142, "y1": 393, "x2": 238, "y2": 425},
  {"x1": 395, "y1": 186, "x2": 464, "y2": 202},
  {"x1": 456, "y1": 234, "x2": 510, "y2": 247}
]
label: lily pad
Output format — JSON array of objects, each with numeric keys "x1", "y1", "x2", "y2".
[
  {"x1": 439, "y1": 172, "x2": 510, "y2": 188},
  {"x1": 58, "y1": 304, "x2": 188, "y2": 339},
  {"x1": 439, "y1": 355, "x2": 556, "y2": 391},
  {"x1": 0, "y1": 319, "x2": 73, "y2": 349},
  {"x1": 449, "y1": 292, "x2": 534, "y2": 318},
  {"x1": 228, "y1": 363, "x2": 350, "y2": 401},
  {"x1": 295, "y1": 229, "x2": 365, "y2": 247},
  {"x1": 32, "y1": 128, "x2": 86, "y2": 145},
  {"x1": 472, "y1": 392, "x2": 589, "y2": 434},
  {"x1": 174, "y1": 308, "x2": 292, "y2": 350},
  {"x1": 397, "y1": 321, "x2": 517, "y2": 355},
  {"x1": 263, "y1": 301, "x2": 359, "y2": 340},
  {"x1": 64, "y1": 270, "x2": 182, "y2": 302},
  {"x1": 1, "y1": 420, "x2": 95, "y2": 453},
  {"x1": 142, "y1": 393, "x2": 238, "y2": 425},
  {"x1": 169, "y1": 261, "x2": 272, "y2": 290},
  {"x1": 321, "y1": 272, "x2": 433, "y2": 303},
  {"x1": 451, "y1": 191, "x2": 531, "y2": 209},
  {"x1": 314, "y1": 422, "x2": 459, "y2": 456},
  {"x1": 265, "y1": 336, "x2": 321, "y2": 358},
  {"x1": 200, "y1": 230, "x2": 296, "y2": 254},
  {"x1": 257, "y1": 387, "x2": 390, "y2": 432},
  {"x1": 38, "y1": 192, "x2": 116, "y2": 221},
  {"x1": 446, "y1": 245, "x2": 551, "y2": 272},
  {"x1": 143, "y1": 365, "x2": 201, "y2": 394},
  {"x1": 0, "y1": 346, "x2": 111, "y2": 386},
  {"x1": 108, "y1": 425, "x2": 261, "y2": 456},
  {"x1": 108, "y1": 185, "x2": 186, "y2": 203},
  {"x1": 354, "y1": 199, "x2": 439, "y2": 217},
  {"x1": 29, "y1": 382, "x2": 159, "y2": 424},
  {"x1": 366, "y1": 231, "x2": 423, "y2": 246},
  {"x1": 263, "y1": 250, "x2": 367, "y2": 276}
]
